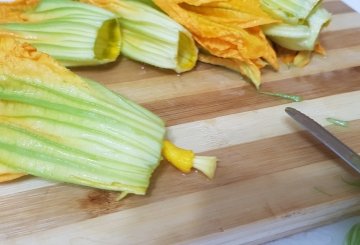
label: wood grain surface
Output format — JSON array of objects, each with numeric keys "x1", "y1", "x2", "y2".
[{"x1": 1, "y1": 0, "x2": 360, "y2": 244}]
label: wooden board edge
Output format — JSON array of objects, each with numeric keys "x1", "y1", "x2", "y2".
[{"x1": 183, "y1": 196, "x2": 360, "y2": 245}]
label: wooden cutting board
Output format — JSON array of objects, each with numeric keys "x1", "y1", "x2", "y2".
[{"x1": 1, "y1": 0, "x2": 360, "y2": 244}]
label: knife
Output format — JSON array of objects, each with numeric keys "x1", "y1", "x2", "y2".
[{"x1": 285, "y1": 107, "x2": 360, "y2": 174}]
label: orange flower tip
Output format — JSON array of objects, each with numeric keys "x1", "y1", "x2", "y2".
[
  {"x1": 162, "y1": 140, "x2": 194, "y2": 173},
  {"x1": 162, "y1": 140, "x2": 218, "y2": 178}
]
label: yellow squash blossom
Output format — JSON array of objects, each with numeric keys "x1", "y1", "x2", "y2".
[
  {"x1": 0, "y1": 0, "x2": 122, "y2": 66},
  {"x1": 80, "y1": 0, "x2": 198, "y2": 73},
  {"x1": 0, "y1": 37, "x2": 216, "y2": 186},
  {"x1": 153, "y1": 0, "x2": 280, "y2": 88}
]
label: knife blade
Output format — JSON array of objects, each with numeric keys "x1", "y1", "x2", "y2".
[{"x1": 285, "y1": 107, "x2": 360, "y2": 174}]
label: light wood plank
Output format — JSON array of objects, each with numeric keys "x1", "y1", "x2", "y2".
[
  {"x1": 100, "y1": 45, "x2": 360, "y2": 104},
  {"x1": 325, "y1": 12, "x2": 360, "y2": 32},
  {"x1": 1, "y1": 91, "x2": 359, "y2": 197},
  {"x1": 6, "y1": 161, "x2": 359, "y2": 245},
  {"x1": 167, "y1": 91, "x2": 360, "y2": 152}
]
